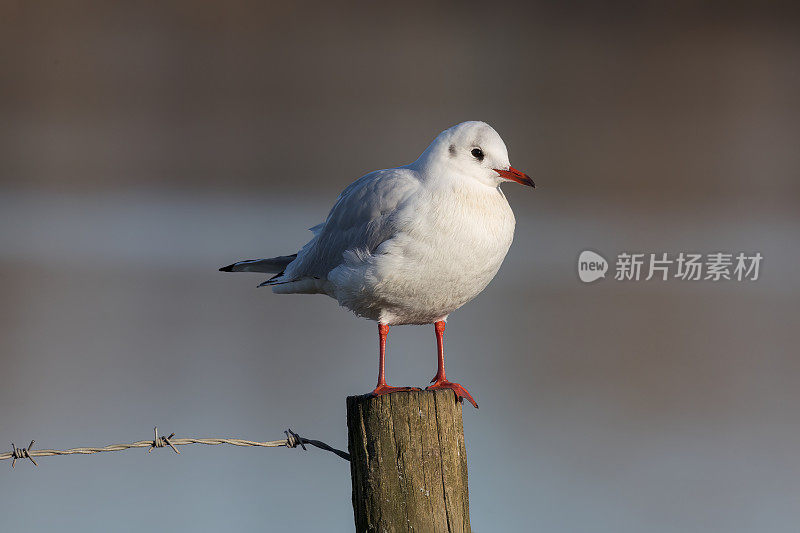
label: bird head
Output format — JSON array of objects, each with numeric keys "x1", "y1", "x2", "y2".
[{"x1": 412, "y1": 121, "x2": 534, "y2": 189}]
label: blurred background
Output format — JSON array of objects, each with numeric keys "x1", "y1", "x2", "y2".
[{"x1": 1, "y1": 1, "x2": 799, "y2": 531}]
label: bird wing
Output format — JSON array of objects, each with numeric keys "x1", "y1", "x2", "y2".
[{"x1": 279, "y1": 167, "x2": 421, "y2": 282}]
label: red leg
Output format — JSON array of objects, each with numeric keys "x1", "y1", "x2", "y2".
[
  {"x1": 426, "y1": 321, "x2": 478, "y2": 408},
  {"x1": 370, "y1": 323, "x2": 420, "y2": 396}
]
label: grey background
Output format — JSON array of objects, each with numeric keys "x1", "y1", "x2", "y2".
[{"x1": 1, "y1": 2, "x2": 799, "y2": 531}]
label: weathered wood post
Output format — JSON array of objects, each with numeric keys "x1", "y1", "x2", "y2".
[{"x1": 346, "y1": 389, "x2": 471, "y2": 532}]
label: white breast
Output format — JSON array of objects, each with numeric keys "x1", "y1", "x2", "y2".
[{"x1": 329, "y1": 180, "x2": 516, "y2": 325}]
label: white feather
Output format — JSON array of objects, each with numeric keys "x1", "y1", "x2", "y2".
[{"x1": 268, "y1": 121, "x2": 522, "y2": 326}]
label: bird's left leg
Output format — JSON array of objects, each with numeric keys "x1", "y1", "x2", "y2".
[
  {"x1": 370, "y1": 323, "x2": 420, "y2": 396},
  {"x1": 426, "y1": 321, "x2": 478, "y2": 408}
]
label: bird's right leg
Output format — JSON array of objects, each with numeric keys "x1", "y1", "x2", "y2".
[
  {"x1": 426, "y1": 321, "x2": 478, "y2": 408},
  {"x1": 370, "y1": 323, "x2": 420, "y2": 396}
]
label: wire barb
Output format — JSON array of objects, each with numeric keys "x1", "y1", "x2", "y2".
[
  {"x1": 148, "y1": 427, "x2": 180, "y2": 454},
  {"x1": 285, "y1": 428, "x2": 306, "y2": 450},
  {"x1": 2, "y1": 428, "x2": 349, "y2": 467},
  {"x1": 10, "y1": 440, "x2": 38, "y2": 468}
]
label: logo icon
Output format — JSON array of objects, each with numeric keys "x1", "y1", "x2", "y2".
[{"x1": 578, "y1": 250, "x2": 608, "y2": 283}]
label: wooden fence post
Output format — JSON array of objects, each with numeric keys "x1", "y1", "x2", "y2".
[{"x1": 346, "y1": 389, "x2": 471, "y2": 532}]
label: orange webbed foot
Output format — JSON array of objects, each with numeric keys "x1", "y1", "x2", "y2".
[
  {"x1": 427, "y1": 379, "x2": 478, "y2": 408},
  {"x1": 370, "y1": 384, "x2": 421, "y2": 397}
]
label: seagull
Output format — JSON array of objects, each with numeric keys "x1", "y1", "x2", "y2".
[{"x1": 220, "y1": 121, "x2": 533, "y2": 408}]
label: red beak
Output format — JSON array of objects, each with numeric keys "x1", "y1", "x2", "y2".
[{"x1": 494, "y1": 166, "x2": 535, "y2": 187}]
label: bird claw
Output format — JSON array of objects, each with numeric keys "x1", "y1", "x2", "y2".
[
  {"x1": 370, "y1": 384, "x2": 422, "y2": 397},
  {"x1": 427, "y1": 380, "x2": 478, "y2": 408}
]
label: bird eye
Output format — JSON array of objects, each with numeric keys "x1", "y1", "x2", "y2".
[{"x1": 471, "y1": 148, "x2": 484, "y2": 161}]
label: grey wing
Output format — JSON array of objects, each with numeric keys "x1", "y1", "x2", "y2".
[{"x1": 276, "y1": 168, "x2": 421, "y2": 282}]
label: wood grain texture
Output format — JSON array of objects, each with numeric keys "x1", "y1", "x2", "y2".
[{"x1": 347, "y1": 389, "x2": 471, "y2": 532}]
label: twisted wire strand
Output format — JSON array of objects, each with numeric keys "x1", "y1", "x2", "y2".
[{"x1": 1, "y1": 427, "x2": 349, "y2": 467}]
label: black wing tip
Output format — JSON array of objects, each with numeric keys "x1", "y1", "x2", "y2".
[{"x1": 219, "y1": 263, "x2": 236, "y2": 272}]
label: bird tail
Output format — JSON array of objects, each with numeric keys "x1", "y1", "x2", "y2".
[{"x1": 218, "y1": 254, "x2": 297, "y2": 273}]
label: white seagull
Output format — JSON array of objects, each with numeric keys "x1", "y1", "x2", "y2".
[{"x1": 220, "y1": 121, "x2": 534, "y2": 407}]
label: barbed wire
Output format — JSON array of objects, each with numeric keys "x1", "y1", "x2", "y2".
[{"x1": 1, "y1": 427, "x2": 350, "y2": 468}]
